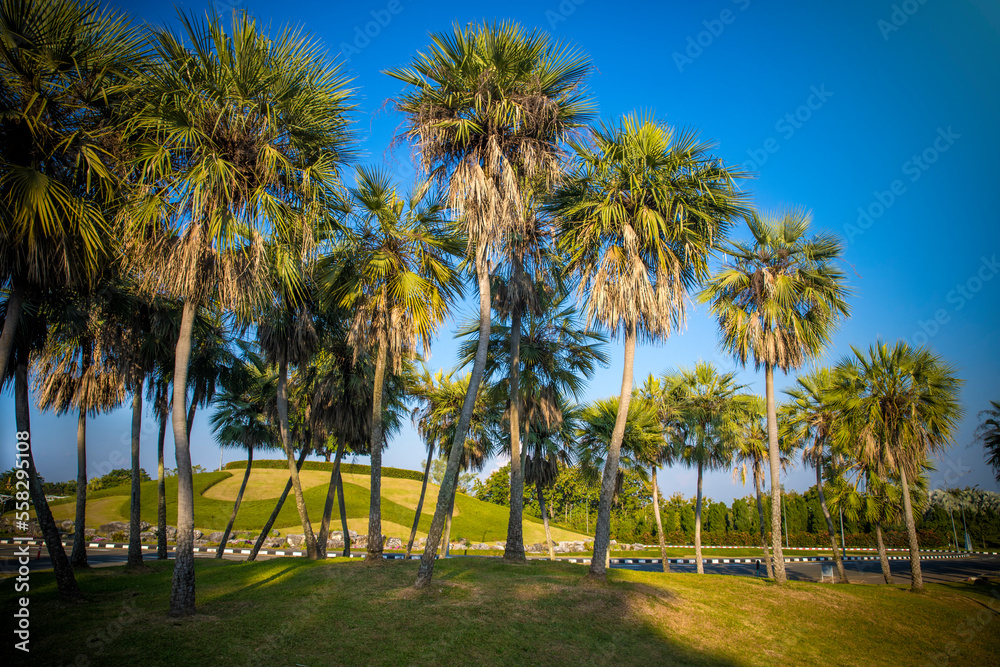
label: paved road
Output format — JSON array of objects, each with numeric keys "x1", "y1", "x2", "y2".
[{"x1": 3, "y1": 544, "x2": 998, "y2": 585}]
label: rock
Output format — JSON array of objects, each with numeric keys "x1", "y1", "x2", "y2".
[
  {"x1": 98, "y1": 521, "x2": 130, "y2": 535},
  {"x1": 139, "y1": 532, "x2": 155, "y2": 541},
  {"x1": 349, "y1": 530, "x2": 358, "y2": 539},
  {"x1": 326, "y1": 537, "x2": 345, "y2": 549},
  {"x1": 193, "y1": 539, "x2": 209, "y2": 547},
  {"x1": 166, "y1": 525, "x2": 177, "y2": 538},
  {"x1": 84, "y1": 528, "x2": 96, "y2": 536},
  {"x1": 470, "y1": 543, "x2": 491, "y2": 551},
  {"x1": 268, "y1": 538, "x2": 284, "y2": 548},
  {"x1": 286, "y1": 534, "x2": 305, "y2": 547},
  {"x1": 60, "y1": 520, "x2": 75, "y2": 530},
  {"x1": 192, "y1": 529, "x2": 204, "y2": 540},
  {"x1": 208, "y1": 531, "x2": 226, "y2": 542},
  {"x1": 353, "y1": 535, "x2": 368, "y2": 548},
  {"x1": 385, "y1": 537, "x2": 403, "y2": 550},
  {"x1": 271, "y1": 530, "x2": 280, "y2": 537},
  {"x1": 526, "y1": 543, "x2": 545, "y2": 553}
]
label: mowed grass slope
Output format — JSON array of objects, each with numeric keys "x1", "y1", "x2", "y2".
[
  {"x1": 5, "y1": 558, "x2": 997, "y2": 666},
  {"x1": 45, "y1": 468, "x2": 590, "y2": 543}
]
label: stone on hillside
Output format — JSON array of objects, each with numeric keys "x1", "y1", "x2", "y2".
[
  {"x1": 192, "y1": 529, "x2": 204, "y2": 540},
  {"x1": 193, "y1": 539, "x2": 209, "y2": 547},
  {"x1": 470, "y1": 543, "x2": 491, "y2": 551},
  {"x1": 139, "y1": 532, "x2": 155, "y2": 541},
  {"x1": 327, "y1": 537, "x2": 344, "y2": 549},
  {"x1": 271, "y1": 530, "x2": 280, "y2": 537},
  {"x1": 286, "y1": 534, "x2": 305, "y2": 547},
  {"x1": 60, "y1": 520, "x2": 75, "y2": 530},
  {"x1": 208, "y1": 531, "x2": 226, "y2": 542},
  {"x1": 165, "y1": 525, "x2": 177, "y2": 538},
  {"x1": 98, "y1": 521, "x2": 130, "y2": 535},
  {"x1": 526, "y1": 543, "x2": 545, "y2": 553},
  {"x1": 267, "y1": 538, "x2": 284, "y2": 548},
  {"x1": 84, "y1": 528, "x2": 96, "y2": 536},
  {"x1": 385, "y1": 537, "x2": 403, "y2": 550}
]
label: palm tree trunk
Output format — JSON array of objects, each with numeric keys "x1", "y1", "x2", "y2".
[
  {"x1": 249, "y1": 448, "x2": 308, "y2": 561},
  {"x1": 70, "y1": 407, "x2": 88, "y2": 568},
  {"x1": 318, "y1": 439, "x2": 347, "y2": 559},
  {"x1": 814, "y1": 465, "x2": 847, "y2": 583},
  {"x1": 156, "y1": 407, "x2": 168, "y2": 560},
  {"x1": 17, "y1": 358, "x2": 82, "y2": 600},
  {"x1": 169, "y1": 297, "x2": 198, "y2": 616},
  {"x1": 875, "y1": 521, "x2": 894, "y2": 584},
  {"x1": 589, "y1": 322, "x2": 637, "y2": 578},
  {"x1": 538, "y1": 480, "x2": 555, "y2": 561},
  {"x1": 753, "y1": 465, "x2": 774, "y2": 579},
  {"x1": 127, "y1": 383, "x2": 144, "y2": 568},
  {"x1": 764, "y1": 363, "x2": 787, "y2": 584},
  {"x1": 0, "y1": 278, "x2": 23, "y2": 383},
  {"x1": 185, "y1": 383, "x2": 202, "y2": 442},
  {"x1": 277, "y1": 355, "x2": 317, "y2": 559},
  {"x1": 442, "y1": 487, "x2": 457, "y2": 557},
  {"x1": 216, "y1": 448, "x2": 252, "y2": 559},
  {"x1": 416, "y1": 249, "x2": 492, "y2": 588},
  {"x1": 650, "y1": 466, "x2": 669, "y2": 573},
  {"x1": 406, "y1": 452, "x2": 434, "y2": 558},
  {"x1": 367, "y1": 341, "x2": 389, "y2": 562},
  {"x1": 695, "y1": 459, "x2": 704, "y2": 574},
  {"x1": 505, "y1": 275, "x2": 526, "y2": 564},
  {"x1": 899, "y1": 465, "x2": 923, "y2": 591},
  {"x1": 338, "y1": 470, "x2": 350, "y2": 557}
]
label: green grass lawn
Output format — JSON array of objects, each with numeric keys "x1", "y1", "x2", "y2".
[
  {"x1": 4, "y1": 558, "x2": 997, "y2": 665},
  {"x1": 38, "y1": 470, "x2": 590, "y2": 543}
]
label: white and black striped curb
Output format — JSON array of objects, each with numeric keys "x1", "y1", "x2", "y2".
[{"x1": 555, "y1": 553, "x2": 978, "y2": 565}]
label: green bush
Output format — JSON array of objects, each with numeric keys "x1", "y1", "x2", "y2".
[{"x1": 224, "y1": 459, "x2": 424, "y2": 482}]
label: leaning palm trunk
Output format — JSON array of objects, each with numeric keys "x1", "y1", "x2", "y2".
[
  {"x1": 875, "y1": 521, "x2": 893, "y2": 584},
  {"x1": 764, "y1": 364, "x2": 787, "y2": 584},
  {"x1": 589, "y1": 323, "x2": 637, "y2": 578},
  {"x1": 406, "y1": 453, "x2": 434, "y2": 558},
  {"x1": 17, "y1": 360, "x2": 82, "y2": 600},
  {"x1": 537, "y1": 481, "x2": 555, "y2": 561},
  {"x1": 442, "y1": 487, "x2": 457, "y2": 557},
  {"x1": 814, "y1": 465, "x2": 847, "y2": 583},
  {"x1": 169, "y1": 298, "x2": 198, "y2": 616},
  {"x1": 70, "y1": 407, "x2": 88, "y2": 568},
  {"x1": 277, "y1": 356, "x2": 317, "y2": 559},
  {"x1": 899, "y1": 466, "x2": 923, "y2": 591},
  {"x1": 366, "y1": 342, "x2": 389, "y2": 562},
  {"x1": 0, "y1": 280, "x2": 23, "y2": 382},
  {"x1": 216, "y1": 449, "x2": 253, "y2": 559},
  {"x1": 504, "y1": 284, "x2": 526, "y2": 563},
  {"x1": 248, "y1": 448, "x2": 307, "y2": 561},
  {"x1": 753, "y1": 465, "x2": 774, "y2": 579},
  {"x1": 318, "y1": 439, "x2": 347, "y2": 558},
  {"x1": 156, "y1": 409, "x2": 168, "y2": 560},
  {"x1": 415, "y1": 252, "x2": 491, "y2": 588},
  {"x1": 127, "y1": 385, "x2": 144, "y2": 568},
  {"x1": 694, "y1": 459, "x2": 705, "y2": 574},
  {"x1": 337, "y1": 472, "x2": 350, "y2": 557},
  {"x1": 650, "y1": 466, "x2": 669, "y2": 573}
]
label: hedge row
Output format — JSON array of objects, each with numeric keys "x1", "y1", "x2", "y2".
[{"x1": 224, "y1": 459, "x2": 425, "y2": 482}]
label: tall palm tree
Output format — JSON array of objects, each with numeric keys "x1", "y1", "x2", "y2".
[
  {"x1": 324, "y1": 166, "x2": 461, "y2": 562},
  {"x1": 126, "y1": 11, "x2": 352, "y2": 615},
  {"x1": 781, "y1": 368, "x2": 849, "y2": 583},
  {"x1": 406, "y1": 367, "x2": 452, "y2": 558},
  {"x1": 386, "y1": 20, "x2": 593, "y2": 587},
  {"x1": 209, "y1": 349, "x2": 279, "y2": 558},
  {"x1": 0, "y1": 0, "x2": 144, "y2": 381},
  {"x1": 669, "y1": 362, "x2": 748, "y2": 574},
  {"x1": 35, "y1": 290, "x2": 125, "y2": 568},
  {"x1": 830, "y1": 341, "x2": 962, "y2": 591},
  {"x1": 700, "y1": 209, "x2": 850, "y2": 584},
  {"x1": 551, "y1": 114, "x2": 749, "y2": 578},
  {"x1": 976, "y1": 401, "x2": 1000, "y2": 483}
]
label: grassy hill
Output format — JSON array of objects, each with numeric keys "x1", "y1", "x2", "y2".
[
  {"x1": 44, "y1": 466, "x2": 590, "y2": 543},
  {"x1": 5, "y1": 557, "x2": 997, "y2": 665}
]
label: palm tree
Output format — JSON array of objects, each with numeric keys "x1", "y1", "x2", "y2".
[
  {"x1": 386, "y1": 20, "x2": 593, "y2": 587},
  {"x1": 830, "y1": 341, "x2": 962, "y2": 591},
  {"x1": 700, "y1": 209, "x2": 850, "y2": 584},
  {"x1": 975, "y1": 401, "x2": 1000, "y2": 483},
  {"x1": 406, "y1": 367, "x2": 452, "y2": 558},
  {"x1": 126, "y1": 11, "x2": 352, "y2": 615},
  {"x1": 209, "y1": 349, "x2": 279, "y2": 558},
  {"x1": 2, "y1": 289, "x2": 82, "y2": 599},
  {"x1": 669, "y1": 362, "x2": 748, "y2": 574},
  {"x1": 35, "y1": 290, "x2": 126, "y2": 568},
  {"x1": 323, "y1": 166, "x2": 461, "y2": 562},
  {"x1": 781, "y1": 368, "x2": 849, "y2": 583},
  {"x1": 0, "y1": 0, "x2": 144, "y2": 381},
  {"x1": 551, "y1": 114, "x2": 749, "y2": 578}
]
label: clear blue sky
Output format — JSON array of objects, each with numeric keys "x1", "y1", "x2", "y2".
[{"x1": 2, "y1": 0, "x2": 998, "y2": 503}]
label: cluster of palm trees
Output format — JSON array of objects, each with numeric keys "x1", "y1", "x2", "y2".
[{"x1": 0, "y1": 2, "x2": 968, "y2": 619}]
